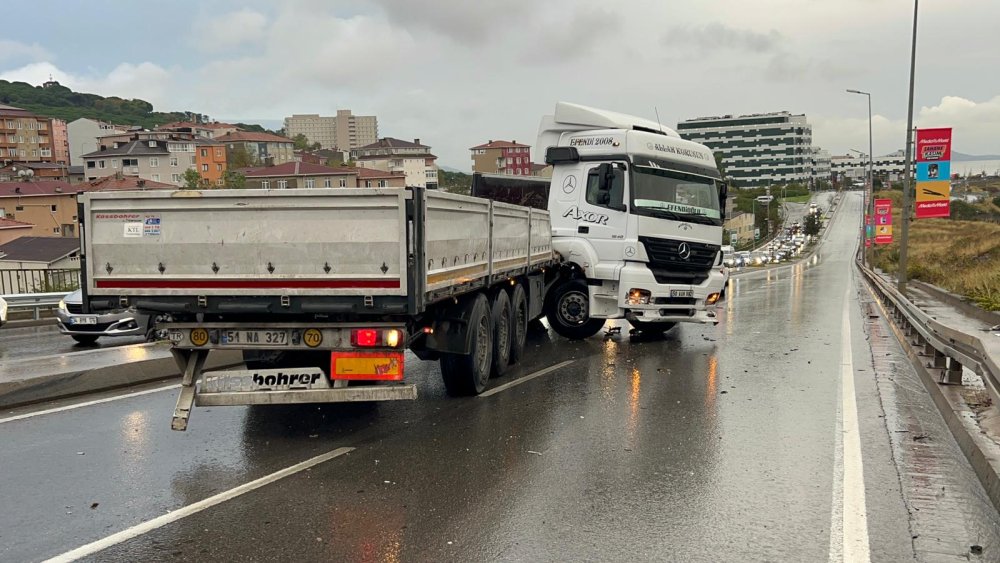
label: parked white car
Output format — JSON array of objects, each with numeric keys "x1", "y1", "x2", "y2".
[{"x1": 0, "y1": 296, "x2": 7, "y2": 327}]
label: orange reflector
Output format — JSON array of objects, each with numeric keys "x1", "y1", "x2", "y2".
[{"x1": 331, "y1": 352, "x2": 405, "y2": 381}]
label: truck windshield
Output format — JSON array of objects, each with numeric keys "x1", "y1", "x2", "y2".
[{"x1": 631, "y1": 166, "x2": 721, "y2": 225}]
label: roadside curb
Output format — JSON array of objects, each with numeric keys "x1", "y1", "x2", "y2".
[
  {"x1": 865, "y1": 283, "x2": 1000, "y2": 515},
  {"x1": 0, "y1": 347, "x2": 242, "y2": 409}
]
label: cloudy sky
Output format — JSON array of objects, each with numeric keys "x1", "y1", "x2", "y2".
[{"x1": 2, "y1": 0, "x2": 998, "y2": 168}]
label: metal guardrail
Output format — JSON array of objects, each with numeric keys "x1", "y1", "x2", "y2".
[
  {"x1": 0, "y1": 268, "x2": 80, "y2": 295},
  {"x1": 1, "y1": 292, "x2": 70, "y2": 320},
  {"x1": 858, "y1": 265, "x2": 999, "y2": 395}
]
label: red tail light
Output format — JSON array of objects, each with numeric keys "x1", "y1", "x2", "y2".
[{"x1": 352, "y1": 329, "x2": 379, "y2": 347}]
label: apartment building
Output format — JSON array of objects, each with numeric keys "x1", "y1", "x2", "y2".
[
  {"x1": 677, "y1": 111, "x2": 814, "y2": 188},
  {"x1": 1, "y1": 104, "x2": 55, "y2": 164},
  {"x1": 0, "y1": 162, "x2": 70, "y2": 182},
  {"x1": 0, "y1": 217, "x2": 33, "y2": 245},
  {"x1": 218, "y1": 131, "x2": 295, "y2": 166},
  {"x1": 195, "y1": 140, "x2": 228, "y2": 186},
  {"x1": 351, "y1": 137, "x2": 438, "y2": 189},
  {"x1": 470, "y1": 140, "x2": 532, "y2": 175},
  {"x1": 157, "y1": 121, "x2": 240, "y2": 139},
  {"x1": 283, "y1": 110, "x2": 378, "y2": 151},
  {"x1": 51, "y1": 119, "x2": 70, "y2": 165},
  {"x1": 81, "y1": 139, "x2": 198, "y2": 187},
  {"x1": 0, "y1": 180, "x2": 83, "y2": 238},
  {"x1": 241, "y1": 162, "x2": 405, "y2": 189},
  {"x1": 831, "y1": 150, "x2": 912, "y2": 186},
  {"x1": 66, "y1": 118, "x2": 129, "y2": 166}
]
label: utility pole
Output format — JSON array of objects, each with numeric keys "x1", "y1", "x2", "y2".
[{"x1": 898, "y1": 0, "x2": 919, "y2": 293}]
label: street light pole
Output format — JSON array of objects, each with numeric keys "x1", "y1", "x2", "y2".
[
  {"x1": 898, "y1": 0, "x2": 919, "y2": 294},
  {"x1": 847, "y1": 89, "x2": 874, "y2": 266}
]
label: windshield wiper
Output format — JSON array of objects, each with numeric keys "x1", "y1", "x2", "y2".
[{"x1": 636, "y1": 206, "x2": 718, "y2": 225}]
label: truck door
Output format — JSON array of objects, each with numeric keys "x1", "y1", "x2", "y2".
[{"x1": 573, "y1": 162, "x2": 629, "y2": 266}]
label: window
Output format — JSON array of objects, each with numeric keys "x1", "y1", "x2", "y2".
[
  {"x1": 377, "y1": 180, "x2": 388, "y2": 188},
  {"x1": 261, "y1": 180, "x2": 270, "y2": 189},
  {"x1": 122, "y1": 158, "x2": 138, "y2": 167},
  {"x1": 149, "y1": 141, "x2": 157, "y2": 148},
  {"x1": 40, "y1": 149, "x2": 51, "y2": 157},
  {"x1": 215, "y1": 148, "x2": 223, "y2": 158},
  {"x1": 277, "y1": 180, "x2": 288, "y2": 189},
  {"x1": 31, "y1": 149, "x2": 37, "y2": 157},
  {"x1": 202, "y1": 164, "x2": 209, "y2": 172},
  {"x1": 200, "y1": 149, "x2": 208, "y2": 157},
  {"x1": 323, "y1": 178, "x2": 332, "y2": 188},
  {"x1": 305, "y1": 179, "x2": 315, "y2": 188},
  {"x1": 585, "y1": 164, "x2": 625, "y2": 210},
  {"x1": 112, "y1": 159, "x2": 118, "y2": 169},
  {"x1": 149, "y1": 158, "x2": 159, "y2": 167},
  {"x1": 87, "y1": 161, "x2": 96, "y2": 168},
  {"x1": 217, "y1": 179, "x2": 224, "y2": 186},
  {"x1": 172, "y1": 173, "x2": 181, "y2": 183},
  {"x1": 190, "y1": 156, "x2": 197, "y2": 165},
  {"x1": 62, "y1": 224, "x2": 75, "y2": 237},
  {"x1": 98, "y1": 160, "x2": 106, "y2": 169},
  {"x1": 365, "y1": 181, "x2": 372, "y2": 187},
  {"x1": 339, "y1": 178, "x2": 347, "y2": 187},
  {"x1": 216, "y1": 164, "x2": 223, "y2": 171},
  {"x1": 170, "y1": 157, "x2": 178, "y2": 167},
  {"x1": 16, "y1": 205, "x2": 24, "y2": 211},
  {"x1": 152, "y1": 174, "x2": 160, "y2": 181}
]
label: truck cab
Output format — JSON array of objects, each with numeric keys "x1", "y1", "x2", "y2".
[{"x1": 537, "y1": 102, "x2": 727, "y2": 336}]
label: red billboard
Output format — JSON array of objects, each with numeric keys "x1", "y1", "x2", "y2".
[
  {"x1": 874, "y1": 199, "x2": 893, "y2": 244},
  {"x1": 915, "y1": 127, "x2": 952, "y2": 219}
]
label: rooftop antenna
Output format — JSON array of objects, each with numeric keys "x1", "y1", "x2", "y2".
[{"x1": 654, "y1": 107, "x2": 664, "y2": 134}]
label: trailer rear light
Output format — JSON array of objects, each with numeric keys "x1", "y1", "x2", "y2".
[
  {"x1": 385, "y1": 329, "x2": 401, "y2": 348},
  {"x1": 352, "y1": 329, "x2": 379, "y2": 347}
]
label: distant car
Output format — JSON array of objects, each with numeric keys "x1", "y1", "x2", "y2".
[
  {"x1": 749, "y1": 252, "x2": 769, "y2": 266},
  {"x1": 0, "y1": 296, "x2": 7, "y2": 327},
  {"x1": 55, "y1": 289, "x2": 158, "y2": 345}
]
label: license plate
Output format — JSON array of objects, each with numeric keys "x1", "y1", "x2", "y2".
[
  {"x1": 200, "y1": 368, "x2": 326, "y2": 393},
  {"x1": 71, "y1": 316, "x2": 98, "y2": 325},
  {"x1": 331, "y1": 352, "x2": 404, "y2": 381},
  {"x1": 221, "y1": 330, "x2": 289, "y2": 346},
  {"x1": 670, "y1": 290, "x2": 694, "y2": 298}
]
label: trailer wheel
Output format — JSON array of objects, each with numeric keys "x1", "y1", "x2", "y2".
[
  {"x1": 490, "y1": 290, "x2": 512, "y2": 377},
  {"x1": 440, "y1": 294, "x2": 493, "y2": 395},
  {"x1": 508, "y1": 283, "x2": 528, "y2": 365},
  {"x1": 544, "y1": 279, "x2": 605, "y2": 340}
]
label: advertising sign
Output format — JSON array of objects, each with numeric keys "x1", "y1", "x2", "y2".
[
  {"x1": 914, "y1": 128, "x2": 952, "y2": 219},
  {"x1": 874, "y1": 199, "x2": 893, "y2": 244}
]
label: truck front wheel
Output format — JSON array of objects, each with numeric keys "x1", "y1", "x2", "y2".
[
  {"x1": 545, "y1": 279, "x2": 605, "y2": 340},
  {"x1": 440, "y1": 293, "x2": 493, "y2": 396}
]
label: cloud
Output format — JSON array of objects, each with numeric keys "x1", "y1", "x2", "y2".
[
  {"x1": 0, "y1": 40, "x2": 52, "y2": 64},
  {"x1": 193, "y1": 9, "x2": 269, "y2": 50},
  {"x1": 370, "y1": 0, "x2": 534, "y2": 44},
  {"x1": 661, "y1": 23, "x2": 783, "y2": 54}
]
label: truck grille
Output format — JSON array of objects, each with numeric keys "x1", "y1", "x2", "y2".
[{"x1": 639, "y1": 236, "x2": 719, "y2": 273}]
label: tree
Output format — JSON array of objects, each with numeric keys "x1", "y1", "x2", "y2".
[
  {"x1": 803, "y1": 213, "x2": 821, "y2": 236},
  {"x1": 292, "y1": 134, "x2": 311, "y2": 151},
  {"x1": 222, "y1": 170, "x2": 246, "y2": 189},
  {"x1": 182, "y1": 169, "x2": 202, "y2": 189},
  {"x1": 310, "y1": 142, "x2": 322, "y2": 151},
  {"x1": 228, "y1": 144, "x2": 256, "y2": 169}
]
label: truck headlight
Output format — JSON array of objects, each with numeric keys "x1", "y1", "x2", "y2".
[
  {"x1": 627, "y1": 288, "x2": 651, "y2": 305},
  {"x1": 58, "y1": 299, "x2": 67, "y2": 312},
  {"x1": 707, "y1": 292, "x2": 721, "y2": 305}
]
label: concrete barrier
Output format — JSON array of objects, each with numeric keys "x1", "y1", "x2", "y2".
[{"x1": 0, "y1": 343, "x2": 242, "y2": 409}]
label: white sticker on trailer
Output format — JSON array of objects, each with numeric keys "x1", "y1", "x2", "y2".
[{"x1": 124, "y1": 222, "x2": 143, "y2": 237}]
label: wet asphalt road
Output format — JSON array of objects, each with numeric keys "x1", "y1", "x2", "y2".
[
  {"x1": 2, "y1": 192, "x2": 998, "y2": 562},
  {"x1": 0, "y1": 323, "x2": 147, "y2": 361}
]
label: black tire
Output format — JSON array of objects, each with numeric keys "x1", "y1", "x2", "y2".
[
  {"x1": 630, "y1": 320, "x2": 677, "y2": 333},
  {"x1": 544, "y1": 279, "x2": 605, "y2": 340},
  {"x1": 71, "y1": 334, "x2": 99, "y2": 345},
  {"x1": 508, "y1": 283, "x2": 528, "y2": 365},
  {"x1": 489, "y1": 290, "x2": 512, "y2": 378},
  {"x1": 440, "y1": 294, "x2": 493, "y2": 396}
]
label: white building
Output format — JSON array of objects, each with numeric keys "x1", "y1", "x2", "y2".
[
  {"x1": 351, "y1": 137, "x2": 438, "y2": 189},
  {"x1": 81, "y1": 139, "x2": 197, "y2": 187},
  {"x1": 831, "y1": 150, "x2": 912, "y2": 186},
  {"x1": 66, "y1": 118, "x2": 129, "y2": 167},
  {"x1": 677, "y1": 112, "x2": 814, "y2": 188},
  {"x1": 810, "y1": 148, "x2": 831, "y2": 183},
  {"x1": 283, "y1": 110, "x2": 378, "y2": 151}
]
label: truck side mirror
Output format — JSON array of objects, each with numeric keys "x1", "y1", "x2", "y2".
[{"x1": 718, "y1": 181, "x2": 729, "y2": 220}]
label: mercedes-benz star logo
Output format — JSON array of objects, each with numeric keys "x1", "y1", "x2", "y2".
[
  {"x1": 562, "y1": 175, "x2": 577, "y2": 194},
  {"x1": 677, "y1": 242, "x2": 692, "y2": 260},
  {"x1": 624, "y1": 246, "x2": 636, "y2": 258},
  {"x1": 678, "y1": 223, "x2": 692, "y2": 230}
]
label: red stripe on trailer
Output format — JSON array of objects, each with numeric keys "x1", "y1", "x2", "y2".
[{"x1": 94, "y1": 279, "x2": 400, "y2": 289}]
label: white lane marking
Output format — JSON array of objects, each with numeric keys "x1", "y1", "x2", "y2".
[
  {"x1": 478, "y1": 360, "x2": 577, "y2": 397},
  {"x1": 43, "y1": 447, "x2": 354, "y2": 563},
  {"x1": 0, "y1": 384, "x2": 180, "y2": 425},
  {"x1": 830, "y1": 277, "x2": 871, "y2": 562}
]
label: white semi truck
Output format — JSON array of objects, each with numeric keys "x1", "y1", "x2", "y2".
[{"x1": 77, "y1": 102, "x2": 727, "y2": 430}]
